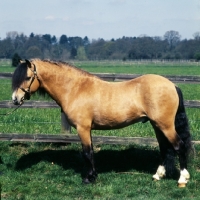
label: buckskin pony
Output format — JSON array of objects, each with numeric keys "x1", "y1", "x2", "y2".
[{"x1": 12, "y1": 59, "x2": 192, "y2": 187}]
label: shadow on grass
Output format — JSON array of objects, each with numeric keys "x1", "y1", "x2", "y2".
[{"x1": 15, "y1": 145, "x2": 161, "y2": 177}]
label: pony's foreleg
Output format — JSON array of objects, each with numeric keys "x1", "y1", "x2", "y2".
[
  {"x1": 81, "y1": 144, "x2": 97, "y2": 184},
  {"x1": 77, "y1": 125, "x2": 97, "y2": 184},
  {"x1": 152, "y1": 165, "x2": 166, "y2": 180}
]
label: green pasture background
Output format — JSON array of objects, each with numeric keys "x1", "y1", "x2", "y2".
[
  {"x1": 0, "y1": 61, "x2": 199, "y2": 140},
  {"x1": 0, "y1": 60, "x2": 200, "y2": 199}
]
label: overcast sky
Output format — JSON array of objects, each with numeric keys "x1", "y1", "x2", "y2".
[{"x1": 0, "y1": 0, "x2": 199, "y2": 40}]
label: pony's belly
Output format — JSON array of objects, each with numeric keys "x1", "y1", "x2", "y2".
[{"x1": 91, "y1": 116, "x2": 148, "y2": 130}]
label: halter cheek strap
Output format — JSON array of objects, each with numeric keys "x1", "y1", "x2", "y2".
[
  {"x1": 20, "y1": 64, "x2": 40, "y2": 100},
  {"x1": 0, "y1": 64, "x2": 39, "y2": 116}
]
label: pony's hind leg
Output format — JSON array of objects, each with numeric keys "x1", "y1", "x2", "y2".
[
  {"x1": 152, "y1": 125, "x2": 176, "y2": 181},
  {"x1": 175, "y1": 86, "x2": 192, "y2": 187},
  {"x1": 175, "y1": 127, "x2": 191, "y2": 187},
  {"x1": 151, "y1": 86, "x2": 191, "y2": 187},
  {"x1": 77, "y1": 125, "x2": 97, "y2": 184},
  {"x1": 156, "y1": 125, "x2": 190, "y2": 187}
]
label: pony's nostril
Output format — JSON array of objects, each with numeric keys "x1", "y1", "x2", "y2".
[{"x1": 13, "y1": 97, "x2": 19, "y2": 105}]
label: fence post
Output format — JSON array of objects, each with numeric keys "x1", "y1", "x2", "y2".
[{"x1": 61, "y1": 109, "x2": 71, "y2": 134}]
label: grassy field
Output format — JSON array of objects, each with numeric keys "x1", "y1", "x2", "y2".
[
  {"x1": 0, "y1": 61, "x2": 200, "y2": 199},
  {"x1": 0, "y1": 80, "x2": 200, "y2": 140},
  {"x1": 73, "y1": 60, "x2": 200, "y2": 76},
  {"x1": 1, "y1": 60, "x2": 200, "y2": 75},
  {"x1": 0, "y1": 142, "x2": 200, "y2": 199}
]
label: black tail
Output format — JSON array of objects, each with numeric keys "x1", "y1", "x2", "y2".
[
  {"x1": 175, "y1": 86, "x2": 192, "y2": 161},
  {"x1": 158, "y1": 86, "x2": 192, "y2": 177}
]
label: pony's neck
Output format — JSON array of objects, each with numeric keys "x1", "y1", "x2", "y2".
[{"x1": 33, "y1": 60, "x2": 88, "y2": 106}]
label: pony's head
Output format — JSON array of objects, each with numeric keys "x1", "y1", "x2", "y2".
[{"x1": 12, "y1": 59, "x2": 40, "y2": 105}]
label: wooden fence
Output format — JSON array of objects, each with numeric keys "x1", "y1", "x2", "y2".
[
  {"x1": 1, "y1": 72, "x2": 200, "y2": 83},
  {"x1": 92, "y1": 73, "x2": 200, "y2": 83},
  {"x1": 0, "y1": 73, "x2": 200, "y2": 146}
]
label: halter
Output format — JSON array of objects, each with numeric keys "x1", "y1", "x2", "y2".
[
  {"x1": 20, "y1": 64, "x2": 39, "y2": 100},
  {"x1": 0, "y1": 63, "x2": 39, "y2": 116}
]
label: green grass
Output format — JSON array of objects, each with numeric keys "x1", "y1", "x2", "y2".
[
  {"x1": 0, "y1": 61, "x2": 200, "y2": 199},
  {"x1": 0, "y1": 59, "x2": 12, "y2": 73},
  {"x1": 0, "y1": 79, "x2": 11, "y2": 100},
  {"x1": 0, "y1": 79, "x2": 51, "y2": 101},
  {"x1": 176, "y1": 84, "x2": 200, "y2": 100},
  {"x1": 73, "y1": 60, "x2": 200, "y2": 75},
  {"x1": 0, "y1": 108, "x2": 61, "y2": 134},
  {"x1": 0, "y1": 107, "x2": 199, "y2": 141},
  {"x1": 1, "y1": 60, "x2": 200, "y2": 75},
  {"x1": 0, "y1": 142, "x2": 200, "y2": 199},
  {"x1": 0, "y1": 66, "x2": 14, "y2": 73}
]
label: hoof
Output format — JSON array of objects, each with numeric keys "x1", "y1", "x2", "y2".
[
  {"x1": 178, "y1": 183, "x2": 186, "y2": 188},
  {"x1": 82, "y1": 172, "x2": 98, "y2": 184},
  {"x1": 152, "y1": 173, "x2": 160, "y2": 181},
  {"x1": 82, "y1": 178, "x2": 93, "y2": 184},
  {"x1": 152, "y1": 165, "x2": 165, "y2": 181},
  {"x1": 178, "y1": 169, "x2": 190, "y2": 188}
]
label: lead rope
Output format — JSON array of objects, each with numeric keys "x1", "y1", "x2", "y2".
[{"x1": 0, "y1": 103, "x2": 23, "y2": 116}]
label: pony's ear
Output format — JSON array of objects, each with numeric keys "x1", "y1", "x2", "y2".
[
  {"x1": 19, "y1": 59, "x2": 24, "y2": 64},
  {"x1": 25, "y1": 59, "x2": 32, "y2": 68}
]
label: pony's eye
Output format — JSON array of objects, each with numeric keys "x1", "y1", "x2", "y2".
[{"x1": 25, "y1": 77, "x2": 31, "y2": 81}]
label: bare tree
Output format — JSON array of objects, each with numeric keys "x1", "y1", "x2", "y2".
[
  {"x1": 6, "y1": 31, "x2": 20, "y2": 40},
  {"x1": 0, "y1": 38, "x2": 14, "y2": 58},
  {"x1": 193, "y1": 32, "x2": 200, "y2": 40},
  {"x1": 164, "y1": 30, "x2": 181, "y2": 50}
]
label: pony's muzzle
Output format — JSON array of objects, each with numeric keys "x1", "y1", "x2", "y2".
[
  {"x1": 12, "y1": 92, "x2": 24, "y2": 105},
  {"x1": 13, "y1": 97, "x2": 20, "y2": 105},
  {"x1": 12, "y1": 97, "x2": 24, "y2": 105}
]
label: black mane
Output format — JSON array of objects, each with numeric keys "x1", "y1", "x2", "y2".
[
  {"x1": 12, "y1": 61, "x2": 47, "y2": 97},
  {"x1": 12, "y1": 59, "x2": 96, "y2": 98},
  {"x1": 12, "y1": 62, "x2": 27, "y2": 91},
  {"x1": 42, "y1": 59, "x2": 94, "y2": 77}
]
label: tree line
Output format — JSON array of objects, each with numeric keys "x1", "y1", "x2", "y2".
[{"x1": 0, "y1": 30, "x2": 200, "y2": 64}]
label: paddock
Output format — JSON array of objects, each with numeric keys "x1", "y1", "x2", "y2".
[{"x1": 1, "y1": 67, "x2": 199, "y2": 197}]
